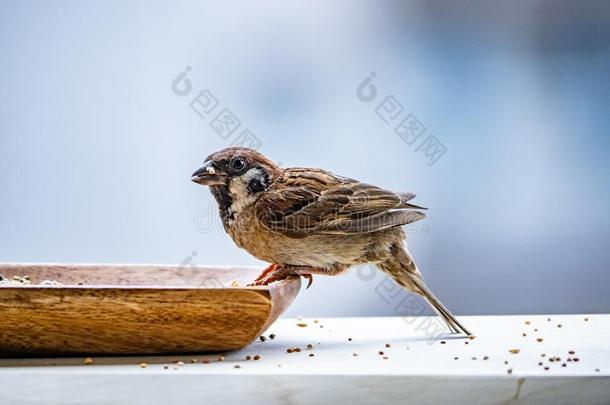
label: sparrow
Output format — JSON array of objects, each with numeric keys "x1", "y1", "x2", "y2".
[{"x1": 191, "y1": 147, "x2": 471, "y2": 335}]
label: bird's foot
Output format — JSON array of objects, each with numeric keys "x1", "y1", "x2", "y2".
[
  {"x1": 250, "y1": 264, "x2": 315, "y2": 287},
  {"x1": 250, "y1": 264, "x2": 290, "y2": 286},
  {"x1": 251, "y1": 263, "x2": 281, "y2": 285}
]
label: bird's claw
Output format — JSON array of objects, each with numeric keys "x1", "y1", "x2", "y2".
[
  {"x1": 303, "y1": 274, "x2": 313, "y2": 289},
  {"x1": 249, "y1": 265, "x2": 314, "y2": 288},
  {"x1": 249, "y1": 264, "x2": 289, "y2": 286},
  {"x1": 252, "y1": 263, "x2": 280, "y2": 284}
]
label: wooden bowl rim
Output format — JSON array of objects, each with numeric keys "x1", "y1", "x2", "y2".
[{"x1": 0, "y1": 263, "x2": 279, "y2": 287}]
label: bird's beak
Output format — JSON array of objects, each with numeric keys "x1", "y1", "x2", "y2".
[{"x1": 191, "y1": 161, "x2": 228, "y2": 186}]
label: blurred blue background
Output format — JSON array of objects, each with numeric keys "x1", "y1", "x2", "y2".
[{"x1": 1, "y1": 0, "x2": 608, "y2": 317}]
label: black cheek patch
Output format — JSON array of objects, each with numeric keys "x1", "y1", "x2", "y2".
[
  {"x1": 247, "y1": 178, "x2": 267, "y2": 193},
  {"x1": 246, "y1": 168, "x2": 270, "y2": 194}
]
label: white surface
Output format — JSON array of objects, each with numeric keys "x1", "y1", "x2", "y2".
[{"x1": 0, "y1": 315, "x2": 609, "y2": 404}]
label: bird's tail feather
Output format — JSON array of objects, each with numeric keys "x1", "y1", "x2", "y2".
[
  {"x1": 409, "y1": 274, "x2": 472, "y2": 336},
  {"x1": 377, "y1": 245, "x2": 472, "y2": 336}
]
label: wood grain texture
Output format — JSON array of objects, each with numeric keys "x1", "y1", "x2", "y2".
[{"x1": 0, "y1": 264, "x2": 301, "y2": 357}]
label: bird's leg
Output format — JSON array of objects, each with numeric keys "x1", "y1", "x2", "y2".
[
  {"x1": 252, "y1": 263, "x2": 281, "y2": 284},
  {"x1": 251, "y1": 265, "x2": 347, "y2": 288},
  {"x1": 250, "y1": 265, "x2": 292, "y2": 286}
]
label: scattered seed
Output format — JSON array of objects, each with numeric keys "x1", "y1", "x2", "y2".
[
  {"x1": 525, "y1": 321, "x2": 531, "y2": 325},
  {"x1": 287, "y1": 348, "x2": 294, "y2": 353},
  {"x1": 309, "y1": 353, "x2": 314, "y2": 357},
  {"x1": 319, "y1": 325, "x2": 323, "y2": 328},
  {"x1": 573, "y1": 357, "x2": 579, "y2": 362},
  {"x1": 544, "y1": 367, "x2": 550, "y2": 371},
  {"x1": 536, "y1": 338, "x2": 544, "y2": 342},
  {"x1": 163, "y1": 365, "x2": 169, "y2": 369},
  {"x1": 557, "y1": 324, "x2": 562, "y2": 328},
  {"x1": 234, "y1": 365, "x2": 241, "y2": 369},
  {"x1": 568, "y1": 351, "x2": 575, "y2": 355},
  {"x1": 385, "y1": 343, "x2": 391, "y2": 348},
  {"x1": 538, "y1": 362, "x2": 543, "y2": 366},
  {"x1": 295, "y1": 348, "x2": 302, "y2": 353},
  {"x1": 269, "y1": 334, "x2": 276, "y2": 339},
  {"x1": 504, "y1": 361, "x2": 509, "y2": 365},
  {"x1": 83, "y1": 357, "x2": 93, "y2": 365},
  {"x1": 465, "y1": 342, "x2": 469, "y2": 345},
  {"x1": 382, "y1": 356, "x2": 389, "y2": 360},
  {"x1": 140, "y1": 363, "x2": 148, "y2": 368},
  {"x1": 547, "y1": 318, "x2": 551, "y2": 322},
  {"x1": 522, "y1": 333, "x2": 527, "y2": 337},
  {"x1": 454, "y1": 357, "x2": 459, "y2": 360},
  {"x1": 296, "y1": 323, "x2": 308, "y2": 327},
  {"x1": 534, "y1": 328, "x2": 538, "y2": 332},
  {"x1": 353, "y1": 353, "x2": 359, "y2": 357},
  {"x1": 471, "y1": 357, "x2": 477, "y2": 360},
  {"x1": 440, "y1": 341, "x2": 446, "y2": 344},
  {"x1": 277, "y1": 364, "x2": 282, "y2": 368},
  {"x1": 0, "y1": 274, "x2": 54, "y2": 286},
  {"x1": 507, "y1": 368, "x2": 513, "y2": 374},
  {"x1": 245, "y1": 355, "x2": 252, "y2": 360},
  {"x1": 584, "y1": 317, "x2": 589, "y2": 321},
  {"x1": 483, "y1": 356, "x2": 489, "y2": 360},
  {"x1": 307, "y1": 344, "x2": 313, "y2": 349},
  {"x1": 541, "y1": 354, "x2": 546, "y2": 357},
  {"x1": 595, "y1": 368, "x2": 600, "y2": 372},
  {"x1": 509, "y1": 349, "x2": 520, "y2": 354},
  {"x1": 468, "y1": 335, "x2": 476, "y2": 340},
  {"x1": 253, "y1": 355, "x2": 261, "y2": 361},
  {"x1": 348, "y1": 338, "x2": 352, "y2": 341},
  {"x1": 378, "y1": 351, "x2": 384, "y2": 355},
  {"x1": 562, "y1": 363, "x2": 566, "y2": 367},
  {"x1": 259, "y1": 335, "x2": 267, "y2": 342}
]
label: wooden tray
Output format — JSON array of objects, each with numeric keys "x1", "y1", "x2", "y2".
[{"x1": 0, "y1": 263, "x2": 301, "y2": 357}]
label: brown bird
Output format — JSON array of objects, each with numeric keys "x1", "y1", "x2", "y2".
[{"x1": 191, "y1": 147, "x2": 470, "y2": 335}]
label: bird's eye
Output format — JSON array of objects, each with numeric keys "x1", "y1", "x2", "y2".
[{"x1": 231, "y1": 158, "x2": 246, "y2": 171}]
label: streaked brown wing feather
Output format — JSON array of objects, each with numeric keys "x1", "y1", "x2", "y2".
[
  {"x1": 255, "y1": 168, "x2": 426, "y2": 238},
  {"x1": 322, "y1": 210, "x2": 425, "y2": 234}
]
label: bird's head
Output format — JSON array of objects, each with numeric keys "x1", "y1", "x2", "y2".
[{"x1": 191, "y1": 147, "x2": 280, "y2": 197}]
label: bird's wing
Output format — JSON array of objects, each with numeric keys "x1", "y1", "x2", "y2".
[{"x1": 255, "y1": 168, "x2": 426, "y2": 238}]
